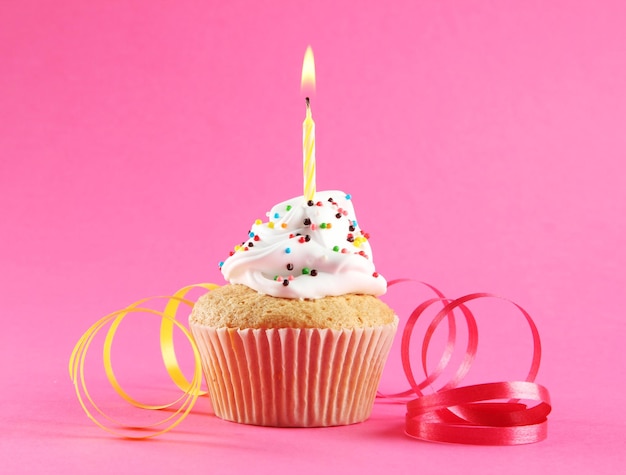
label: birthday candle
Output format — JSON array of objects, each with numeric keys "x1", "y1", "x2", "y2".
[{"x1": 301, "y1": 46, "x2": 316, "y2": 202}]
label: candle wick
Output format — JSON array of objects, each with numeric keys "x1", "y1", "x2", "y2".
[{"x1": 305, "y1": 97, "x2": 310, "y2": 108}]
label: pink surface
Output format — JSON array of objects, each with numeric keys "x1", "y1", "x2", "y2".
[{"x1": 1, "y1": 0, "x2": 625, "y2": 473}]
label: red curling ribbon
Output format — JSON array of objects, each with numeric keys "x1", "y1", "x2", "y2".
[{"x1": 382, "y1": 280, "x2": 551, "y2": 445}]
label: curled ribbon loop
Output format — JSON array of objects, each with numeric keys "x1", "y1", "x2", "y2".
[
  {"x1": 383, "y1": 281, "x2": 551, "y2": 445},
  {"x1": 68, "y1": 283, "x2": 218, "y2": 438}
]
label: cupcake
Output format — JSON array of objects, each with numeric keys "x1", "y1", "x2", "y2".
[{"x1": 189, "y1": 190, "x2": 397, "y2": 427}]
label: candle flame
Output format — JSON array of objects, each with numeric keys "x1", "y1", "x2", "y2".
[{"x1": 300, "y1": 45, "x2": 316, "y2": 94}]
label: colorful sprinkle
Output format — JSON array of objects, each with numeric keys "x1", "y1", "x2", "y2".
[
  {"x1": 332, "y1": 245, "x2": 340, "y2": 252},
  {"x1": 285, "y1": 247, "x2": 292, "y2": 254},
  {"x1": 326, "y1": 223, "x2": 332, "y2": 229},
  {"x1": 248, "y1": 231, "x2": 255, "y2": 238},
  {"x1": 341, "y1": 248, "x2": 348, "y2": 253},
  {"x1": 281, "y1": 223, "x2": 288, "y2": 229},
  {"x1": 320, "y1": 223, "x2": 327, "y2": 229},
  {"x1": 218, "y1": 261, "x2": 224, "y2": 268},
  {"x1": 268, "y1": 222, "x2": 275, "y2": 229},
  {"x1": 310, "y1": 223, "x2": 317, "y2": 231},
  {"x1": 302, "y1": 267, "x2": 310, "y2": 275},
  {"x1": 345, "y1": 194, "x2": 352, "y2": 200},
  {"x1": 316, "y1": 201, "x2": 323, "y2": 206},
  {"x1": 373, "y1": 272, "x2": 379, "y2": 278},
  {"x1": 288, "y1": 275, "x2": 294, "y2": 281},
  {"x1": 255, "y1": 219, "x2": 262, "y2": 225},
  {"x1": 273, "y1": 212, "x2": 280, "y2": 219},
  {"x1": 254, "y1": 235, "x2": 260, "y2": 241},
  {"x1": 286, "y1": 205, "x2": 292, "y2": 211}
]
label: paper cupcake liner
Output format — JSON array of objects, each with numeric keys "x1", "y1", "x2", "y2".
[{"x1": 190, "y1": 320, "x2": 398, "y2": 427}]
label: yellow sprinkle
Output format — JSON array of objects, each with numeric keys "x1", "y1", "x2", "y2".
[
  {"x1": 255, "y1": 219, "x2": 262, "y2": 225},
  {"x1": 234, "y1": 245, "x2": 242, "y2": 251},
  {"x1": 268, "y1": 222, "x2": 275, "y2": 229},
  {"x1": 353, "y1": 237, "x2": 367, "y2": 248}
]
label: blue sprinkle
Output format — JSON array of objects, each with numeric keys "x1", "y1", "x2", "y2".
[
  {"x1": 345, "y1": 194, "x2": 352, "y2": 200},
  {"x1": 248, "y1": 231, "x2": 255, "y2": 238},
  {"x1": 352, "y1": 220, "x2": 358, "y2": 227},
  {"x1": 285, "y1": 247, "x2": 291, "y2": 254},
  {"x1": 218, "y1": 261, "x2": 224, "y2": 268},
  {"x1": 274, "y1": 212, "x2": 280, "y2": 219}
]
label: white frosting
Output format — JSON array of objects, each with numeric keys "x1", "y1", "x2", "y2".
[{"x1": 220, "y1": 191, "x2": 387, "y2": 299}]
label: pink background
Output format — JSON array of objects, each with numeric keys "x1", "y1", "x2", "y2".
[{"x1": 1, "y1": 0, "x2": 625, "y2": 473}]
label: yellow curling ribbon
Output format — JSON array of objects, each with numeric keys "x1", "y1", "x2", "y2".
[{"x1": 68, "y1": 283, "x2": 220, "y2": 438}]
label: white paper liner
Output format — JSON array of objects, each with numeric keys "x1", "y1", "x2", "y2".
[{"x1": 190, "y1": 320, "x2": 398, "y2": 427}]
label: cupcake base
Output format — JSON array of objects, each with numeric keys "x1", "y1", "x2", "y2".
[{"x1": 189, "y1": 322, "x2": 397, "y2": 427}]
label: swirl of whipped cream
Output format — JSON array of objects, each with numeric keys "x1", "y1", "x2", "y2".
[{"x1": 220, "y1": 191, "x2": 387, "y2": 299}]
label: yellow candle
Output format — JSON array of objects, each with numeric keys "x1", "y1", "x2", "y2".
[
  {"x1": 301, "y1": 46, "x2": 316, "y2": 202},
  {"x1": 302, "y1": 97, "x2": 316, "y2": 201}
]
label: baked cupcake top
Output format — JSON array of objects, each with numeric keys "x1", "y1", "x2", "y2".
[
  {"x1": 190, "y1": 284, "x2": 396, "y2": 330},
  {"x1": 219, "y1": 191, "x2": 386, "y2": 299}
]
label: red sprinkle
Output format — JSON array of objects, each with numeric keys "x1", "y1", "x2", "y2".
[
  {"x1": 373, "y1": 272, "x2": 379, "y2": 278},
  {"x1": 254, "y1": 235, "x2": 260, "y2": 241}
]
